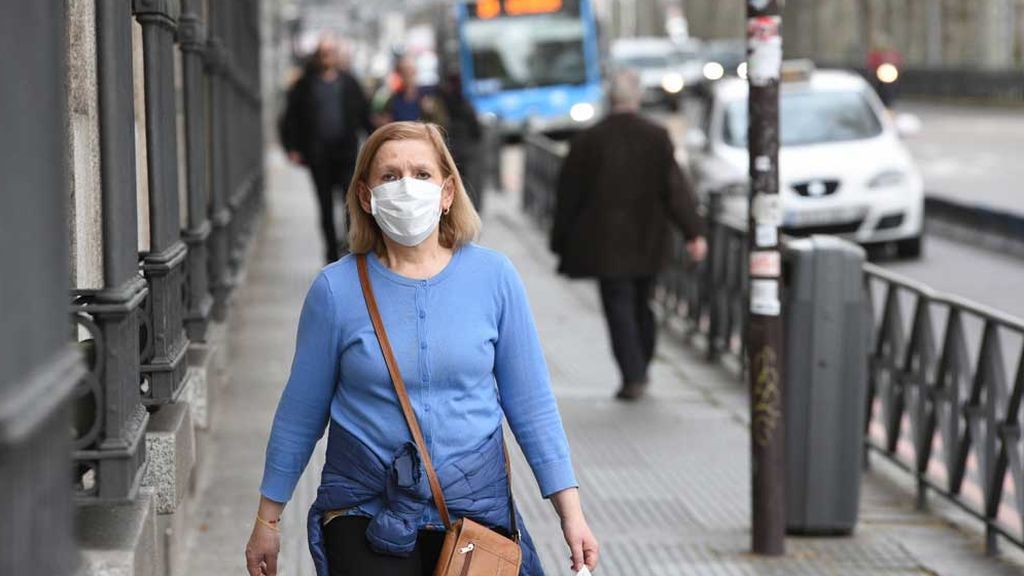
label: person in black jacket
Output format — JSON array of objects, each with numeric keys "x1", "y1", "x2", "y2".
[
  {"x1": 437, "y1": 71, "x2": 483, "y2": 208},
  {"x1": 281, "y1": 37, "x2": 373, "y2": 263},
  {"x1": 551, "y1": 69, "x2": 707, "y2": 401}
]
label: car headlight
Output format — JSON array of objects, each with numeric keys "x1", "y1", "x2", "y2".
[
  {"x1": 868, "y1": 170, "x2": 906, "y2": 189},
  {"x1": 569, "y1": 103, "x2": 595, "y2": 123},
  {"x1": 876, "y1": 63, "x2": 899, "y2": 84},
  {"x1": 661, "y1": 73, "x2": 685, "y2": 94},
  {"x1": 703, "y1": 62, "x2": 725, "y2": 81},
  {"x1": 737, "y1": 62, "x2": 748, "y2": 80}
]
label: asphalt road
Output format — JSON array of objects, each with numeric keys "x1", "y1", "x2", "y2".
[{"x1": 895, "y1": 101, "x2": 1024, "y2": 216}]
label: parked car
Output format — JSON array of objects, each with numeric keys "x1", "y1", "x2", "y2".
[
  {"x1": 610, "y1": 37, "x2": 704, "y2": 110},
  {"x1": 699, "y1": 39, "x2": 747, "y2": 83},
  {"x1": 683, "y1": 62, "x2": 925, "y2": 257}
]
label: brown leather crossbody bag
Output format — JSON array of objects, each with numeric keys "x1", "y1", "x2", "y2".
[{"x1": 357, "y1": 255, "x2": 523, "y2": 576}]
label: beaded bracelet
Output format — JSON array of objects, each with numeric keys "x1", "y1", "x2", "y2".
[{"x1": 256, "y1": 514, "x2": 281, "y2": 531}]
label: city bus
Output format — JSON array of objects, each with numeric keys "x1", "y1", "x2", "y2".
[{"x1": 453, "y1": 0, "x2": 604, "y2": 134}]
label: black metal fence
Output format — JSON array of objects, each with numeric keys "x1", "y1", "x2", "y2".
[
  {"x1": 521, "y1": 132, "x2": 1024, "y2": 554},
  {"x1": 864, "y1": 264, "x2": 1024, "y2": 553},
  {"x1": 1, "y1": 1, "x2": 264, "y2": 574}
]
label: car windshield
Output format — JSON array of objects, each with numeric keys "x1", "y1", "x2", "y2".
[
  {"x1": 464, "y1": 13, "x2": 587, "y2": 92},
  {"x1": 723, "y1": 89, "x2": 883, "y2": 147}
]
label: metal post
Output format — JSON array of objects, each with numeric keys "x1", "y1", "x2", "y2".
[
  {"x1": 206, "y1": 16, "x2": 234, "y2": 321},
  {"x1": 71, "y1": 0, "x2": 151, "y2": 502},
  {"x1": 745, "y1": 0, "x2": 785, "y2": 556},
  {"x1": 0, "y1": 3, "x2": 84, "y2": 574},
  {"x1": 134, "y1": 0, "x2": 190, "y2": 405},
  {"x1": 179, "y1": 0, "x2": 213, "y2": 343}
]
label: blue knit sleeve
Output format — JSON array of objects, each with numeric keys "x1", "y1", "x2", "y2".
[
  {"x1": 259, "y1": 271, "x2": 339, "y2": 503},
  {"x1": 493, "y1": 256, "x2": 578, "y2": 498}
]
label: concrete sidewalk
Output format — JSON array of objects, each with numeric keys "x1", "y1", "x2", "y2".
[{"x1": 183, "y1": 152, "x2": 1024, "y2": 575}]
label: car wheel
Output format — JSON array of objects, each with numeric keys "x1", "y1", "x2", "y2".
[{"x1": 896, "y1": 235, "x2": 923, "y2": 259}]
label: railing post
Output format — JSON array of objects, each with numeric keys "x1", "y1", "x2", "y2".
[
  {"x1": 0, "y1": 3, "x2": 85, "y2": 574},
  {"x1": 72, "y1": 0, "x2": 150, "y2": 504},
  {"x1": 179, "y1": 0, "x2": 213, "y2": 343},
  {"x1": 206, "y1": 27, "x2": 233, "y2": 321},
  {"x1": 133, "y1": 0, "x2": 190, "y2": 405},
  {"x1": 705, "y1": 192, "x2": 724, "y2": 362}
]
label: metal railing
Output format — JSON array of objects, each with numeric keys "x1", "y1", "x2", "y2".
[
  {"x1": 864, "y1": 264, "x2": 1024, "y2": 553},
  {"x1": 521, "y1": 131, "x2": 1024, "y2": 553}
]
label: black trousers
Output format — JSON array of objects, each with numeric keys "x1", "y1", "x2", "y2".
[
  {"x1": 598, "y1": 276, "x2": 656, "y2": 384},
  {"x1": 324, "y1": 516, "x2": 447, "y2": 576},
  {"x1": 309, "y1": 153, "x2": 354, "y2": 263}
]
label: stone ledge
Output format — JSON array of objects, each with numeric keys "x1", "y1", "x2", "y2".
[
  {"x1": 142, "y1": 402, "x2": 195, "y2": 515},
  {"x1": 155, "y1": 485, "x2": 197, "y2": 576},
  {"x1": 76, "y1": 487, "x2": 160, "y2": 576},
  {"x1": 185, "y1": 346, "x2": 212, "y2": 431}
]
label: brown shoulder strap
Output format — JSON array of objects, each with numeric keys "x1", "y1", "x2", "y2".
[{"x1": 357, "y1": 255, "x2": 452, "y2": 529}]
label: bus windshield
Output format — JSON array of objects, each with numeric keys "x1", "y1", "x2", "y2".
[{"x1": 464, "y1": 13, "x2": 587, "y2": 92}]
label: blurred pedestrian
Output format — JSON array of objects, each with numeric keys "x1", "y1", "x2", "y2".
[
  {"x1": 245, "y1": 122, "x2": 599, "y2": 576},
  {"x1": 551, "y1": 69, "x2": 707, "y2": 401},
  {"x1": 375, "y1": 56, "x2": 447, "y2": 126},
  {"x1": 867, "y1": 39, "x2": 902, "y2": 110},
  {"x1": 437, "y1": 71, "x2": 484, "y2": 208},
  {"x1": 281, "y1": 36, "x2": 373, "y2": 263}
]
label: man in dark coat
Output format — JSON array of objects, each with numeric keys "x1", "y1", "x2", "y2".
[
  {"x1": 281, "y1": 37, "x2": 373, "y2": 263},
  {"x1": 551, "y1": 69, "x2": 707, "y2": 400}
]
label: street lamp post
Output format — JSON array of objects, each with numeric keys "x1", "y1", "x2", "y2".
[{"x1": 745, "y1": 0, "x2": 786, "y2": 557}]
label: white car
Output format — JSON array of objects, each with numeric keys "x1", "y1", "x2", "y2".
[
  {"x1": 610, "y1": 37, "x2": 704, "y2": 110},
  {"x1": 684, "y1": 65, "x2": 924, "y2": 257}
]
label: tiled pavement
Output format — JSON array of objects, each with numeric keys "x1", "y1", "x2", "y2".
[{"x1": 184, "y1": 151, "x2": 1024, "y2": 575}]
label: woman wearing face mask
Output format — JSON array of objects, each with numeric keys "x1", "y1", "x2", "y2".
[{"x1": 244, "y1": 122, "x2": 599, "y2": 576}]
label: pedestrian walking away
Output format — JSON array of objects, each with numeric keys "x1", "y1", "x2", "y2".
[
  {"x1": 437, "y1": 71, "x2": 484, "y2": 209},
  {"x1": 550, "y1": 69, "x2": 708, "y2": 401},
  {"x1": 244, "y1": 122, "x2": 599, "y2": 576},
  {"x1": 374, "y1": 56, "x2": 447, "y2": 126},
  {"x1": 281, "y1": 35, "x2": 373, "y2": 263}
]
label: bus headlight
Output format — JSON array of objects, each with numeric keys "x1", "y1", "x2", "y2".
[
  {"x1": 703, "y1": 62, "x2": 725, "y2": 81},
  {"x1": 876, "y1": 63, "x2": 899, "y2": 84},
  {"x1": 570, "y1": 103, "x2": 595, "y2": 123},
  {"x1": 661, "y1": 73, "x2": 685, "y2": 94}
]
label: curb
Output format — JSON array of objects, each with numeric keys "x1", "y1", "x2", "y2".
[{"x1": 926, "y1": 196, "x2": 1024, "y2": 259}]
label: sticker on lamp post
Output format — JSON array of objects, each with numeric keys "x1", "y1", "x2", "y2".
[
  {"x1": 751, "y1": 279, "x2": 781, "y2": 316},
  {"x1": 747, "y1": 15, "x2": 781, "y2": 87}
]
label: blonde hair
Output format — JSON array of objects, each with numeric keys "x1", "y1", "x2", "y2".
[{"x1": 346, "y1": 122, "x2": 481, "y2": 256}]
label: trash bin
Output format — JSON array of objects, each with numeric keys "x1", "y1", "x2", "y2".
[{"x1": 783, "y1": 235, "x2": 867, "y2": 535}]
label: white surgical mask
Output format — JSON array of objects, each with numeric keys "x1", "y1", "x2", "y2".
[{"x1": 370, "y1": 177, "x2": 444, "y2": 247}]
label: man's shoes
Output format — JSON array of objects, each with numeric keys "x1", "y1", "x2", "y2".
[{"x1": 615, "y1": 379, "x2": 649, "y2": 401}]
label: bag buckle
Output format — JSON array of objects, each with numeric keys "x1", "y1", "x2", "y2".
[{"x1": 458, "y1": 542, "x2": 475, "y2": 555}]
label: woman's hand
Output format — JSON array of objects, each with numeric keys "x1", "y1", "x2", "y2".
[
  {"x1": 551, "y1": 488, "x2": 600, "y2": 572},
  {"x1": 244, "y1": 520, "x2": 281, "y2": 576},
  {"x1": 245, "y1": 496, "x2": 285, "y2": 576}
]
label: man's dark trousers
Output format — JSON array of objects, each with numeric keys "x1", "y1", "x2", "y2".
[
  {"x1": 598, "y1": 276, "x2": 656, "y2": 384},
  {"x1": 309, "y1": 143, "x2": 353, "y2": 263}
]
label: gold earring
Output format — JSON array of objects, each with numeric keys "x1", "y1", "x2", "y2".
[{"x1": 443, "y1": 206, "x2": 451, "y2": 215}]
